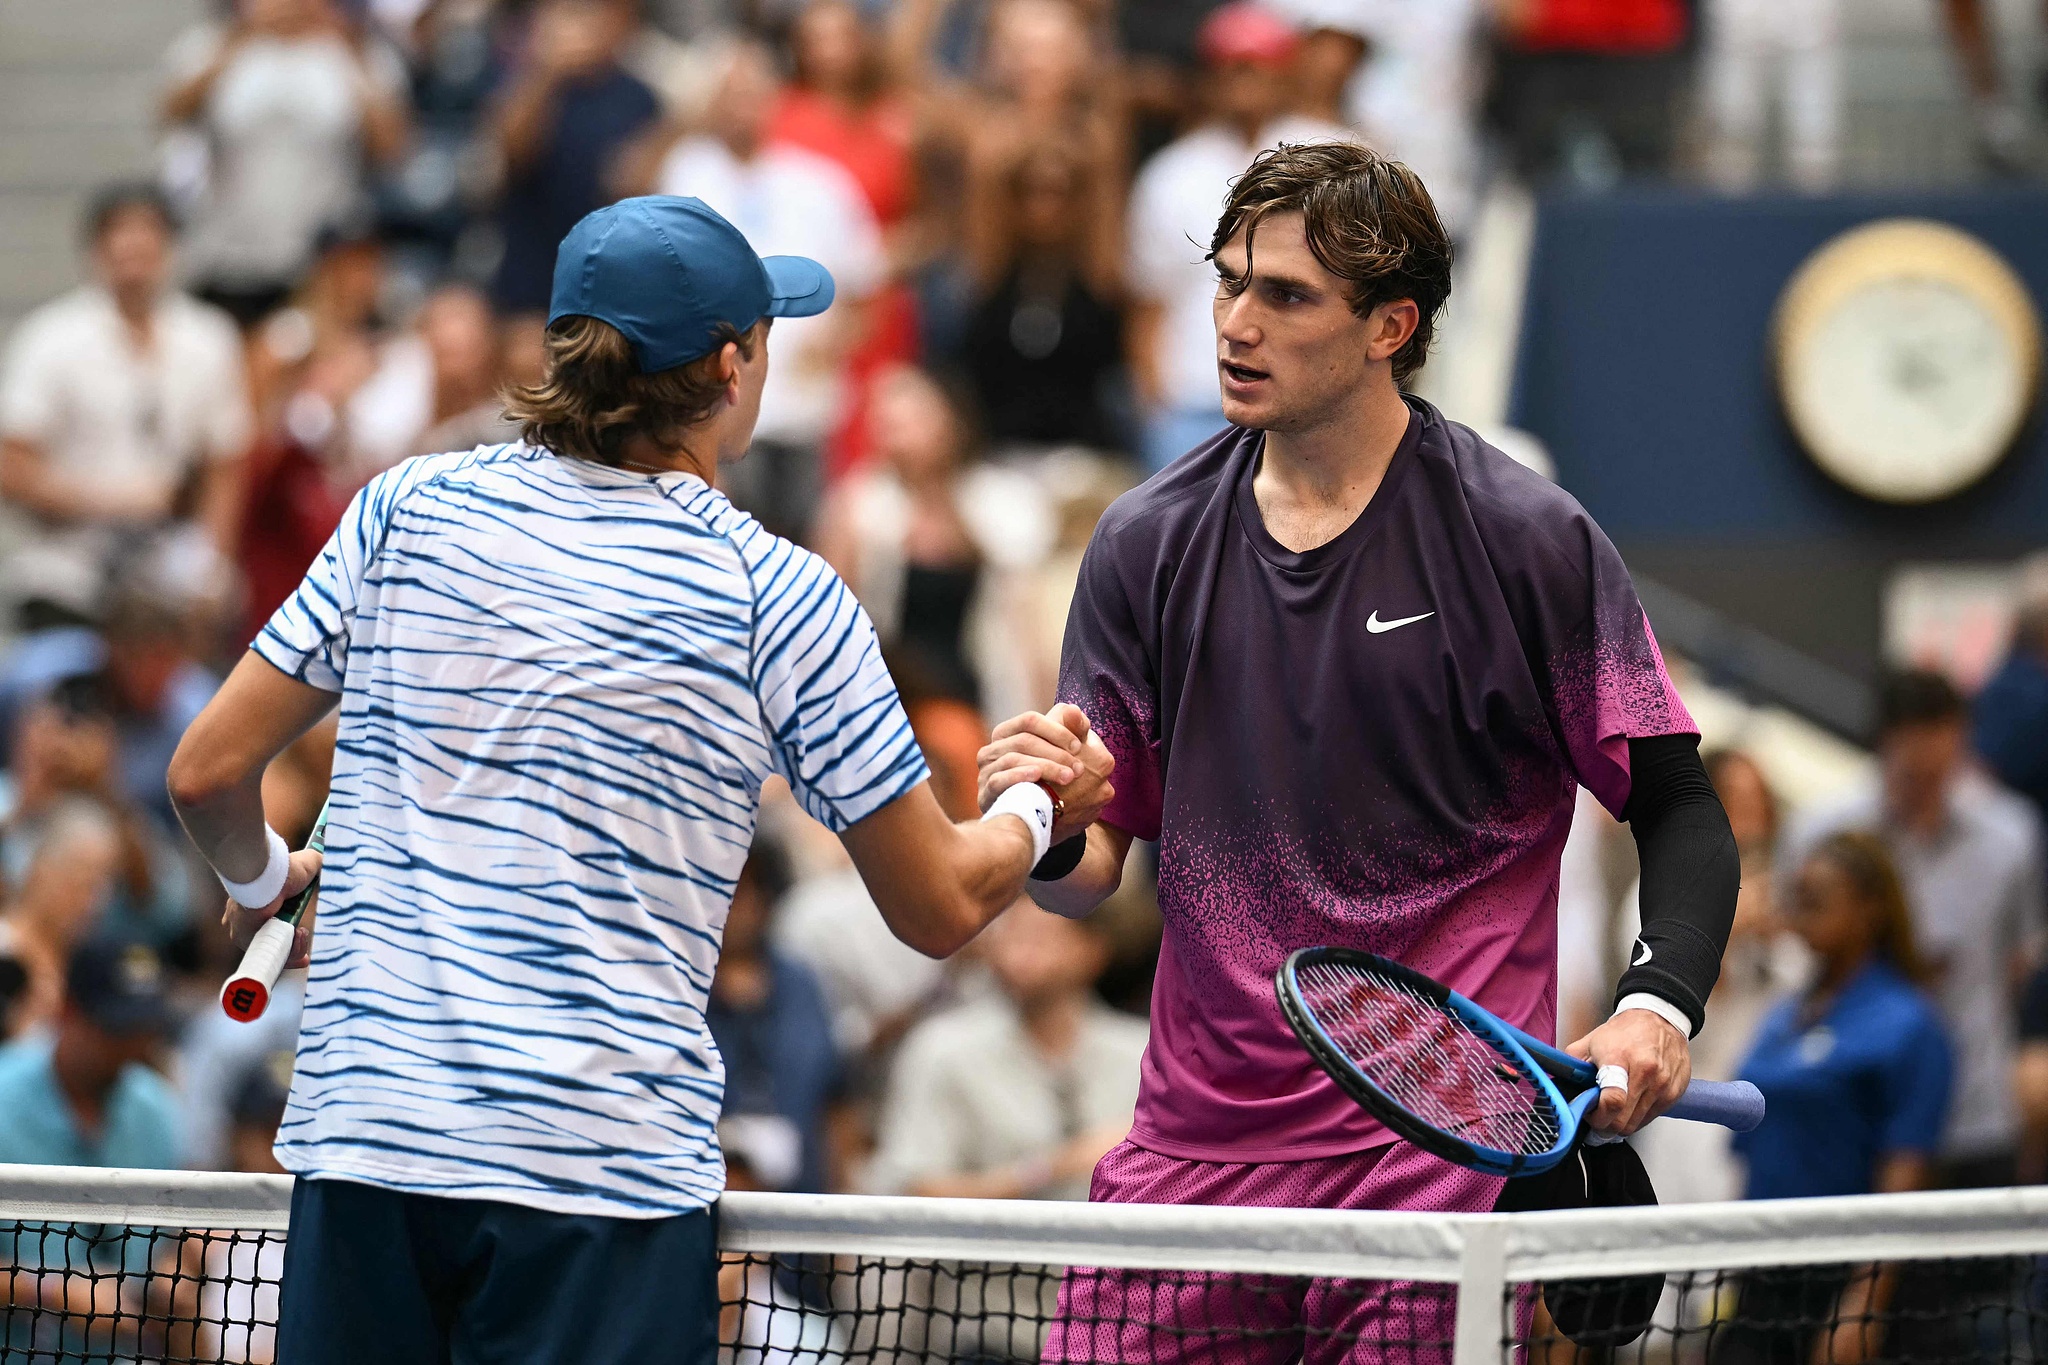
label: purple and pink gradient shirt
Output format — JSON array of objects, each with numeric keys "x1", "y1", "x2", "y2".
[{"x1": 1057, "y1": 402, "x2": 1695, "y2": 1163}]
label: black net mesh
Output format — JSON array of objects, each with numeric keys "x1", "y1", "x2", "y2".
[
  {"x1": 722, "y1": 1256, "x2": 1459, "y2": 1365},
  {"x1": 5, "y1": 1217, "x2": 2047, "y2": 1365},
  {"x1": 1, "y1": 1221, "x2": 281, "y2": 1364},
  {"x1": 1510, "y1": 1256, "x2": 2048, "y2": 1364}
]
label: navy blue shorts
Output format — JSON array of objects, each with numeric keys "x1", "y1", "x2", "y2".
[{"x1": 275, "y1": 1178, "x2": 718, "y2": 1365}]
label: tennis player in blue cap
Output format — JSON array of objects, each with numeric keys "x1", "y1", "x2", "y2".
[{"x1": 167, "y1": 196, "x2": 1114, "y2": 1364}]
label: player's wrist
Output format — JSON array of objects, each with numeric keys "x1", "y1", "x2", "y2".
[
  {"x1": 1030, "y1": 833, "x2": 1088, "y2": 881},
  {"x1": 983, "y1": 781, "x2": 1056, "y2": 866},
  {"x1": 1613, "y1": 992, "x2": 1693, "y2": 1040},
  {"x1": 217, "y1": 826, "x2": 291, "y2": 909}
]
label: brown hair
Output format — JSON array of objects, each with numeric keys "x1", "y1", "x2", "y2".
[
  {"x1": 1210, "y1": 141, "x2": 1453, "y2": 385},
  {"x1": 502, "y1": 316, "x2": 758, "y2": 467},
  {"x1": 1808, "y1": 830, "x2": 1928, "y2": 983}
]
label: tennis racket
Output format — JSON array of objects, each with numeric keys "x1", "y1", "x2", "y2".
[
  {"x1": 1276, "y1": 946, "x2": 1764, "y2": 1177},
  {"x1": 219, "y1": 801, "x2": 329, "y2": 1023}
]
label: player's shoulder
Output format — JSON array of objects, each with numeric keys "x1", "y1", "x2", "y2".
[
  {"x1": 1091, "y1": 425, "x2": 1251, "y2": 553},
  {"x1": 1419, "y1": 402, "x2": 1614, "y2": 576},
  {"x1": 7, "y1": 286, "x2": 101, "y2": 350}
]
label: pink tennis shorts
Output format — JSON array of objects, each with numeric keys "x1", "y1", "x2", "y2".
[{"x1": 1044, "y1": 1140, "x2": 1504, "y2": 1365}]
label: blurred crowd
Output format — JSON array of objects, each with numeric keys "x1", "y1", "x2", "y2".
[{"x1": 0, "y1": 1, "x2": 2045, "y2": 1324}]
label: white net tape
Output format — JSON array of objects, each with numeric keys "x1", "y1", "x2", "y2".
[{"x1": 0, "y1": 1167, "x2": 2043, "y2": 1365}]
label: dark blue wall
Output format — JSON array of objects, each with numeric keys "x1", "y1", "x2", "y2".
[{"x1": 1509, "y1": 186, "x2": 2048, "y2": 678}]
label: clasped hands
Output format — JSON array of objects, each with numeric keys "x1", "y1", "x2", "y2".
[{"x1": 975, "y1": 703, "x2": 1117, "y2": 848}]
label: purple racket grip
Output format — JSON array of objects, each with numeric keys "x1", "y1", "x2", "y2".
[{"x1": 1666, "y1": 1079, "x2": 1766, "y2": 1132}]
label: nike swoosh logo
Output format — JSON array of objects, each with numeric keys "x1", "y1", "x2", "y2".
[
  {"x1": 1632, "y1": 940, "x2": 1653, "y2": 967},
  {"x1": 1366, "y1": 610, "x2": 1435, "y2": 634}
]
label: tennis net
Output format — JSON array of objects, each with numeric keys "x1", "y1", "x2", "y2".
[{"x1": 0, "y1": 1164, "x2": 2043, "y2": 1364}]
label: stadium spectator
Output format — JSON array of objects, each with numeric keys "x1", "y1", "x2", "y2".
[
  {"x1": 1697, "y1": 0, "x2": 1843, "y2": 192},
  {"x1": 1722, "y1": 833, "x2": 1951, "y2": 1364},
  {"x1": 1, "y1": 685, "x2": 196, "y2": 954},
  {"x1": 2018, "y1": 960, "x2": 2048, "y2": 1181},
  {"x1": 0, "y1": 938, "x2": 181, "y2": 1170},
  {"x1": 161, "y1": 0, "x2": 410, "y2": 326},
  {"x1": 0, "y1": 939, "x2": 181, "y2": 1358},
  {"x1": 653, "y1": 39, "x2": 886, "y2": 541},
  {"x1": 94, "y1": 572, "x2": 226, "y2": 833},
  {"x1": 489, "y1": 0, "x2": 663, "y2": 313},
  {"x1": 960, "y1": 139, "x2": 1129, "y2": 452},
  {"x1": 900, "y1": 0, "x2": 1128, "y2": 360},
  {"x1": 0, "y1": 924, "x2": 32, "y2": 1043},
  {"x1": 238, "y1": 333, "x2": 377, "y2": 635},
  {"x1": 774, "y1": 1, "x2": 919, "y2": 241},
  {"x1": 0, "y1": 186, "x2": 250, "y2": 631},
  {"x1": 866, "y1": 902, "x2": 1145, "y2": 1199},
  {"x1": 347, "y1": 283, "x2": 504, "y2": 468},
  {"x1": 814, "y1": 365, "x2": 1056, "y2": 718},
  {"x1": 1937, "y1": 0, "x2": 2042, "y2": 174},
  {"x1": 1486, "y1": 0, "x2": 1689, "y2": 188},
  {"x1": 772, "y1": 0, "x2": 924, "y2": 478},
  {"x1": 1975, "y1": 552, "x2": 2048, "y2": 830},
  {"x1": 1782, "y1": 669, "x2": 2047, "y2": 1189},
  {"x1": 1124, "y1": 3, "x2": 1349, "y2": 472},
  {"x1": 0, "y1": 802, "x2": 123, "y2": 1031},
  {"x1": 1294, "y1": 0, "x2": 1486, "y2": 232},
  {"x1": 706, "y1": 841, "x2": 846, "y2": 1194},
  {"x1": 1287, "y1": 13, "x2": 1367, "y2": 126}
]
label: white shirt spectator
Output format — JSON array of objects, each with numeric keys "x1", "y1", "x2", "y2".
[
  {"x1": 1268, "y1": 0, "x2": 1484, "y2": 232},
  {"x1": 772, "y1": 868, "x2": 950, "y2": 1059},
  {"x1": 164, "y1": 25, "x2": 407, "y2": 290},
  {"x1": 1127, "y1": 117, "x2": 1352, "y2": 417},
  {"x1": 867, "y1": 996, "x2": 1147, "y2": 1201},
  {"x1": 655, "y1": 140, "x2": 885, "y2": 448},
  {"x1": 0, "y1": 285, "x2": 249, "y2": 611}
]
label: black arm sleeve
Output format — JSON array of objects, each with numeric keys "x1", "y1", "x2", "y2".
[{"x1": 1612, "y1": 733, "x2": 1739, "y2": 1036}]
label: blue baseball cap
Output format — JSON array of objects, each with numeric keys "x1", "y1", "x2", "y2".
[{"x1": 547, "y1": 196, "x2": 836, "y2": 374}]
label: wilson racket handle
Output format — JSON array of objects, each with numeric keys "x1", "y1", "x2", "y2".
[
  {"x1": 219, "y1": 800, "x2": 329, "y2": 1023},
  {"x1": 220, "y1": 918, "x2": 295, "y2": 1023},
  {"x1": 1665, "y1": 1079, "x2": 1766, "y2": 1132}
]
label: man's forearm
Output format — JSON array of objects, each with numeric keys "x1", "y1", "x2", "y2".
[
  {"x1": 167, "y1": 653, "x2": 340, "y2": 884},
  {"x1": 1617, "y1": 734, "x2": 1739, "y2": 1033},
  {"x1": 1027, "y1": 823, "x2": 1129, "y2": 919},
  {"x1": 843, "y1": 783, "x2": 1041, "y2": 958}
]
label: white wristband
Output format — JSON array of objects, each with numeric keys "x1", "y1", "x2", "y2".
[
  {"x1": 983, "y1": 782, "x2": 1055, "y2": 866},
  {"x1": 218, "y1": 827, "x2": 291, "y2": 909},
  {"x1": 1615, "y1": 991, "x2": 1693, "y2": 1038}
]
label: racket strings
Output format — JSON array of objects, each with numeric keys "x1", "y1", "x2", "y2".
[{"x1": 1296, "y1": 963, "x2": 1561, "y2": 1156}]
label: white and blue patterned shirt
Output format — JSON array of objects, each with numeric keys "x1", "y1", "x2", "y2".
[{"x1": 254, "y1": 444, "x2": 928, "y2": 1217}]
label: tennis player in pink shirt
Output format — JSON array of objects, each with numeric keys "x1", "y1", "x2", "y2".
[{"x1": 977, "y1": 142, "x2": 1740, "y2": 1361}]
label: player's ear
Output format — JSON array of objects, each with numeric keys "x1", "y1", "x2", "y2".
[
  {"x1": 717, "y1": 340, "x2": 742, "y2": 402},
  {"x1": 1366, "y1": 299, "x2": 1419, "y2": 364}
]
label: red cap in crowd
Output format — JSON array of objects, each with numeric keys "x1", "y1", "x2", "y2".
[{"x1": 1197, "y1": 3, "x2": 1302, "y2": 69}]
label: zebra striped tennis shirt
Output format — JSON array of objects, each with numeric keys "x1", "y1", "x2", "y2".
[{"x1": 254, "y1": 443, "x2": 928, "y2": 1217}]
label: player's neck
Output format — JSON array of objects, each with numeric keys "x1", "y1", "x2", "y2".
[
  {"x1": 617, "y1": 431, "x2": 720, "y2": 486},
  {"x1": 1256, "y1": 374, "x2": 1409, "y2": 513}
]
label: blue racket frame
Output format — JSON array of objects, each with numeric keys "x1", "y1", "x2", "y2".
[{"x1": 1277, "y1": 947, "x2": 1764, "y2": 1178}]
